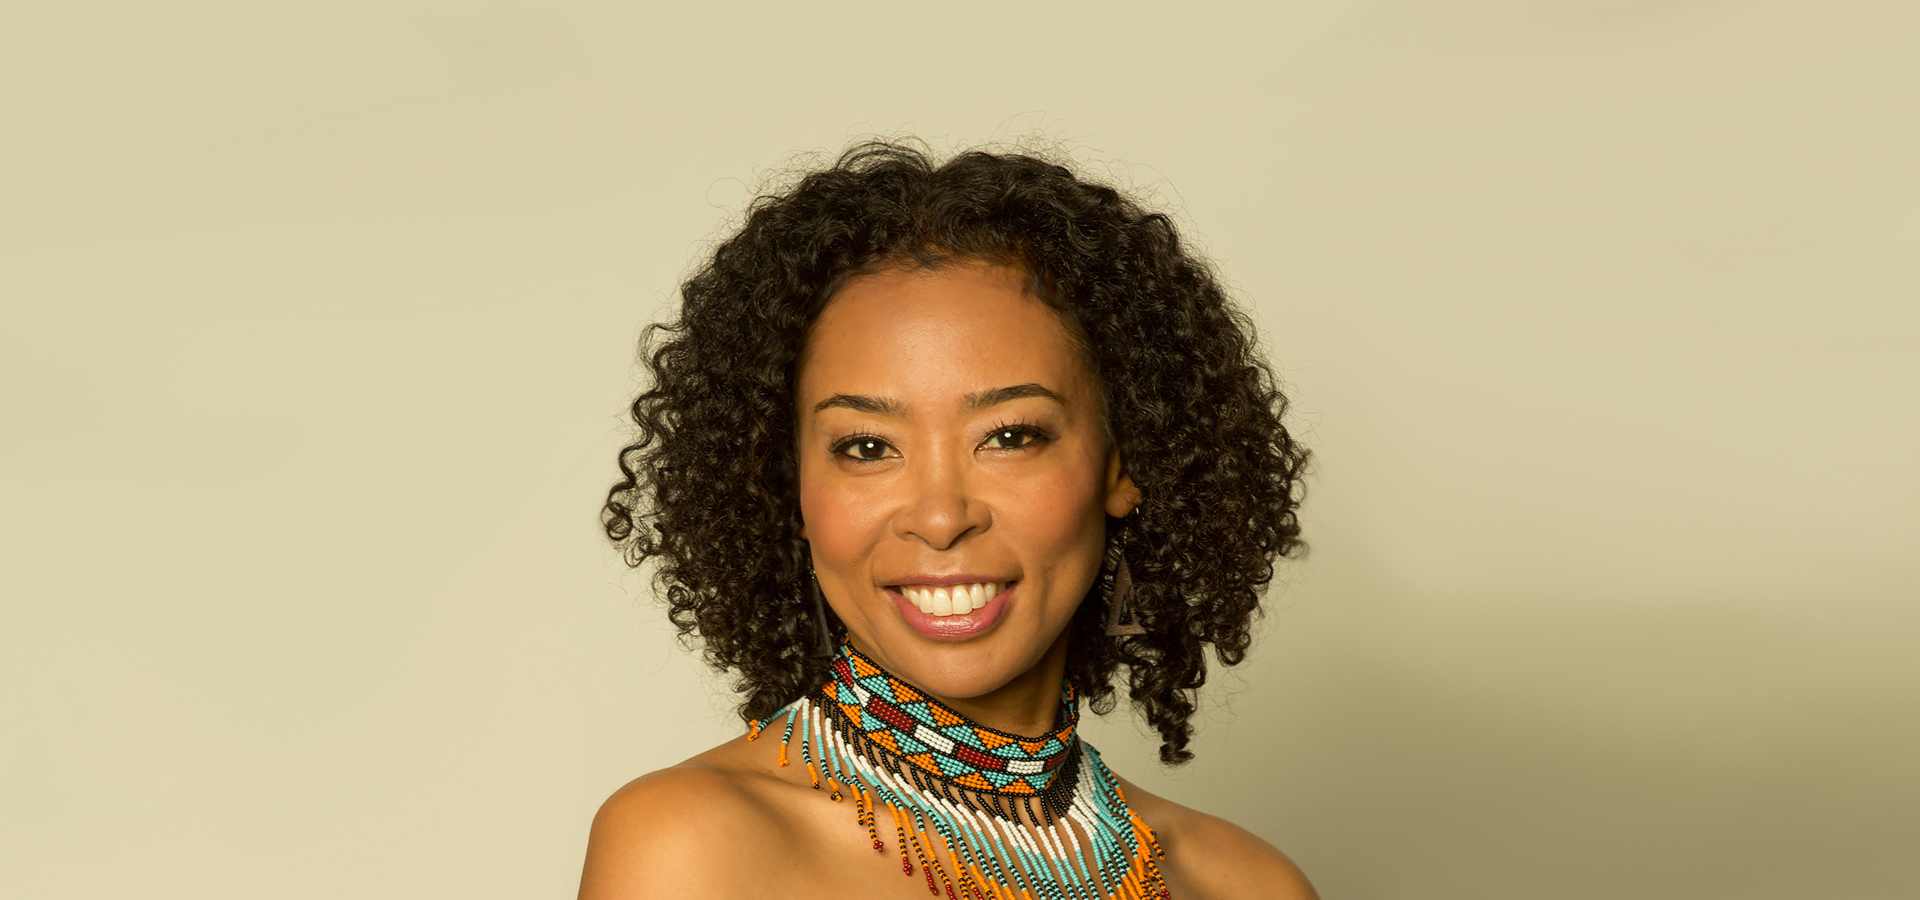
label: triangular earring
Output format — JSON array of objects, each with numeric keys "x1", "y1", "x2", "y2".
[
  {"x1": 1104, "y1": 553, "x2": 1146, "y2": 636},
  {"x1": 807, "y1": 566, "x2": 837, "y2": 657}
]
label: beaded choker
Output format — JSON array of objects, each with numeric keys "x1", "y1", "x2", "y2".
[{"x1": 749, "y1": 641, "x2": 1171, "y2": 899}]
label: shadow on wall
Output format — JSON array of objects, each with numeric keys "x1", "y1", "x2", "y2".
[{"x1": 1230, "y1": 542, "x2": 1919, "y2": 900}]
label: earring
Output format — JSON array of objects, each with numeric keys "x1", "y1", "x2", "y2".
[
  {"x1": 1104, "y1": 546, "x2": 1146, "y2": 637},
  {"x1": 807, "y1": 565, "x2": 837, "y2": 658}
]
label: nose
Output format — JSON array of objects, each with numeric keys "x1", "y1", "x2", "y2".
[{"x1": 891, "y1": 452, "x2": 989, "y2": 550}]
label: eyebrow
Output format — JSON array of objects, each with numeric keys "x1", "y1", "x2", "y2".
[
  {"x1": 811, "y1": 382, "x2": 1065, "y2": 417},
  {"x1": 962, "y1": 382, "x2": 1065, "y2": 411},
  {"x1": 812, "y1": 393, "x2": 907, "y2": 417}
]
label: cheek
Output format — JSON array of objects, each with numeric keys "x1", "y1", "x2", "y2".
[
  {"x1": 1005, "y1": 453, "x2": 1110, "y2": 555},
  {"x1": 798, "y1": 466, "x2": 887, "y2": 569}
]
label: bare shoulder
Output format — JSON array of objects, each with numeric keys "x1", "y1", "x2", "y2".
[
  {"x1": 578, "y1": 745, "x2": 791, "y2": 899},
  {"x1": 1115, "y1": 774, "x2": 1319, "y2": 900}
]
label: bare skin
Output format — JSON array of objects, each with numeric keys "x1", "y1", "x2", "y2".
[
  {"x1": 580, "y1": 727, "x2": 1318, "y2": 899},
  {"x1": 579, "y1": 262, "x2": 1316, "y2": 899}
]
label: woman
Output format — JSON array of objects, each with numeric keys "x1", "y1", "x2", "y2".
[{"x1": 581, "y1": 141, "x2": 1316, "y2": 899}]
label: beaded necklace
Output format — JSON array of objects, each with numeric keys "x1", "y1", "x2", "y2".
[{"x1": 749, "y1": 641, "x2": 1172, "y2": 899}]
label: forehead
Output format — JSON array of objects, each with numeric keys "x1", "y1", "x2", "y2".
[{"x1": 796, "y1": 262, "x2": 1093, "y2": 405}]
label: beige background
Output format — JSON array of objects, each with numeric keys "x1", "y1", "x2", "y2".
[{"x1": 4, "y1": 2, "x2": 1916, "y2": 898}]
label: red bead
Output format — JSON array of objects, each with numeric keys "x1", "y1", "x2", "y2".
[
  {"x1": 946, "y1": 885, "x2": 957, "y2": 900},
  {"x1": 873, "y1": 839, "x2": 885, "y2": 852},
  {"x1": 902, "y1": 859, "x2": 913, "y2": 875},
  {"x1": 924, "y1": 870, "x2": 937, "y2": 893}
]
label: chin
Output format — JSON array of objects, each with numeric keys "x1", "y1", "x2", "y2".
[
  {"x1": 907, "y1": 659, "x2": 1015, "y2": 700},
  {"x1": 882, "y1": 626, "x2": 1061, "y2": 699}
]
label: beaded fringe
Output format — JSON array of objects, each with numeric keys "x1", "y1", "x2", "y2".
[{"x1": 750, "y1": 695, "x2": 1172, "y2": 900}]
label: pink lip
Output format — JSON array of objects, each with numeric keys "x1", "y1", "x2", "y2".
[
  {"x1": 888, "y1": 582, "x2": 1015, "y2": 640},
  {"x1": 883, "y1": 573, "x2": 1008, "y2": 588}
]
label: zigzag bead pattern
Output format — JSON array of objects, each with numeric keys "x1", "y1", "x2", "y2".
[
  {"x1": 749, "y1": 641, "x2": 1173, "y2": 900},
  {"x1": 827, "y1": 646, "x2": 1076, "y2": 793}
]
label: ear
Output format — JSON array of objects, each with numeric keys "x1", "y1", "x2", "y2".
[{"x1": 1102, "y1": 442, "x2": 1143, "y2": 518}]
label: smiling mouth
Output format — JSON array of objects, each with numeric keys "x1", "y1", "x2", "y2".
[{"x1": 895, "y1": 582, "x2": 1009, "y2": 617}]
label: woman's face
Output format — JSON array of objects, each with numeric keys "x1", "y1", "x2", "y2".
[{"x1": 795, "y1": 261, "x2": 1138, "y2": 706}]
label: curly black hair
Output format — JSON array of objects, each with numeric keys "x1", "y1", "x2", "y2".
[{"x1": 603, "y1": 140, "x2": 1308, "y2": 765}]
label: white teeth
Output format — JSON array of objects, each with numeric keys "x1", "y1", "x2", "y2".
[{"x1": 900, "y1": 582, "x2": 1004, "y2": 617}]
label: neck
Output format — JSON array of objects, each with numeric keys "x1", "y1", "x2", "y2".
[{"x1": 945, "y1": 629, "x2": 1074, "y2": 737}]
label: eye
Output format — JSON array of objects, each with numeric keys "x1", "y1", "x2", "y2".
[
  {"x1": 981, "y1": 424, "x2": 1049, "y2": 451},
  {"x1": 831, "y1": 435, "x2": 896, "y2": 463}
]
